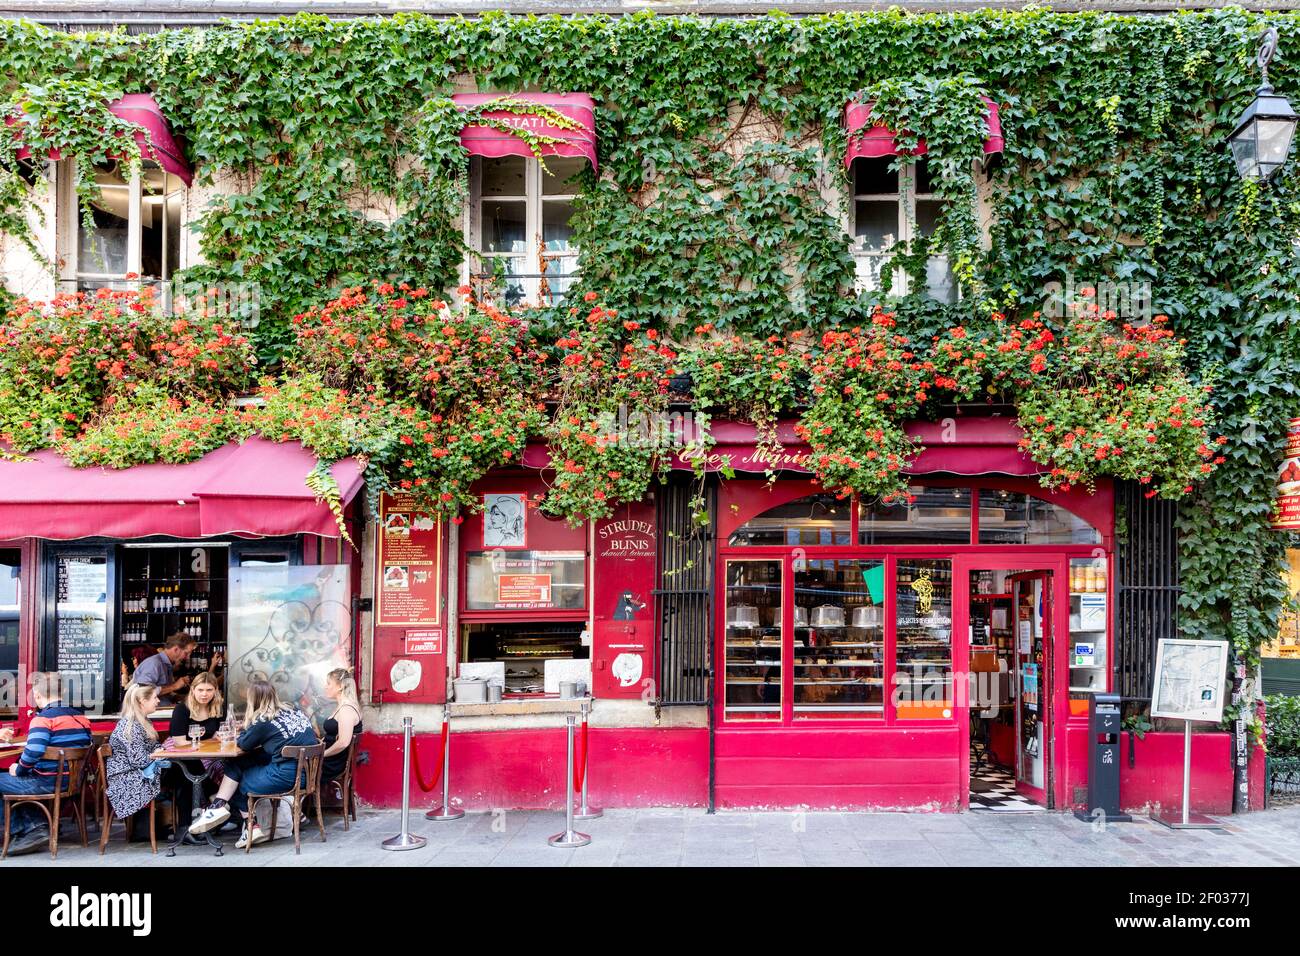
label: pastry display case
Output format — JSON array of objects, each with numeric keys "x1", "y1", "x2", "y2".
[
  {"x1": 723, "y1": 559, "x2": 782, "y2": 719},
  {"x1": 792, "y1": 558, "x2": 885, "y2": 717}
]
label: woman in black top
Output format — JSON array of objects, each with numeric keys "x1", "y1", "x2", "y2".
[
  {"x1": 320, "y1": 668, "x2": 362, "y2": 783},
  {"x1": 166, "y1": 672, "x2": 227, "y2": 832}
]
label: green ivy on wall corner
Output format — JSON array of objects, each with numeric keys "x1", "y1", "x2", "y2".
[{"x1": 1, "y1": 8, "x2": 1300, "y2": 723}]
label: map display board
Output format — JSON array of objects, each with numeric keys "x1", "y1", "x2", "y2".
[{"x1": 1151, "y1": 639, "x2": 1229, "y2": 723}]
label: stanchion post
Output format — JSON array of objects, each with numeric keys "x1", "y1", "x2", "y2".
[
  {"x1": 381, "y1": 716, "x2": 428, "y2": 851},
  {"x1": 549, "y1": 714, "x2": 591, "y2": 848},
  {"x1": 573, "y1": 698, "x2": 602, "y2": 821},
  {"x1": 427, "y1": 707, "x2": 465, "y2": 822}
]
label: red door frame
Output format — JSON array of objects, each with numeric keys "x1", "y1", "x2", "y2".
[{"x1": 952, "y1": 554, "x2": 1069, "y2": 808}]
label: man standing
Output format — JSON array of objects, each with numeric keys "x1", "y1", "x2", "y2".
[
  {"x1": 132, "y1": 632, "x2": 196, "y2": 706},
  {"x1": 0, "y1": 672, "x2": 92, "y2": 855}
]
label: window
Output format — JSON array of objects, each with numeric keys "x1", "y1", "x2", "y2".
[
  {"x1": 860, "y1": 486, "x2": 973, "y2": 545},
  {"x1": 464, "y1": 550, "x2": 586, "y2": 611},
  {"x1": 723, "y1": 559, "x2": 783, "y2": 720},
  {"x1": 894, "y1": 558, "x2": 954, "y2": 720},
  {"x1": 0, "y1": 549, "x2": 19, "y2": 715},
  {"x1": 61, "y1": 159, "x2": 186, "y2": 293},
  {"x1": 793, "y1": 558, "x2": 885, "y2": 718},
  {"x1": 977, "y1": 490, "x2": 1100, "y2": 545},
  {"x1": 728, "y1": 493, "x2": 852, "y2": 546},
  {"x1": 468, "y1": 155, "x2": 583, "y2": 307},
  {"x1": 849, "y1": 157, "x2": 956, "y2": 303}
]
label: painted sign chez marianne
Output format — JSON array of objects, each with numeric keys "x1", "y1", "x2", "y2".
[{"x1": 674, "y1": 445, "x2": 812, "y2": 474}]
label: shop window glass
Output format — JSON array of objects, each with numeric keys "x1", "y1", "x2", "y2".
[
  {"x1": 893, "y1": 558, "x2": 954, "y2": 719},
  {"x1": 793, "y1": 558, "x2": 885, "y2": 718},
  {"x1": 1067, "y1": 557, "x2": 1108, "y2": 705},
  {"x1": 728, "y1": 493, "x2": 852, "y2": 546},
  {"x1": 69, "y1": 160, "x2": 186, "y2": 293},
  {"x1": 978, "y1": 490, "x2": 1100, "y2": 545},
  {"x1": 859, "y1": 486, "x2": 972, "y2": 545},
  {"x1": 47, "y1": 551, "x2": 110, "y2": 716},
  {"x1": 724, "y1": 560, "x2": 782, "y2": 720},
  {"x1": 464, "y1": 550, "x2": 586, "y2": 611},
  {"x1": 0, "y1": 550, "x2": 19, "y2": 713}
]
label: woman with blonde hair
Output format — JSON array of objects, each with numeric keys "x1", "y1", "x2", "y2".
[
  {"x1": 105, "y1": 683, "x2": 165, "y2": 824},
  {"x1": 319, "y1": 667, "x2": 362, "y2": 786},
  {"x1": 167, "y1": 672, "x2": 228, "y2": 828},
  {"x1": 188, "y1": 679, "x2": 317, "y2": 848}
]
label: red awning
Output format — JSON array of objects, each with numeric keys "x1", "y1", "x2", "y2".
[
  {"x1": 844, "y1": 96, "x2": 1003, "y2": 167},
  {"x1": 520, "y1": 416, "x2": 1042, "y2": 477},
  {"x1": 0, "y1": 438, "x2": 362, "y2": 540},
  {"x1": 452, "y1": 93, "x2": 597, "y2": 172},
  {"x1": 10, "y1": 93, "x2": 192, "y2": 186}
]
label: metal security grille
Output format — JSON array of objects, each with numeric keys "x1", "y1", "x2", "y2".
[
  {"x1": 1114, "y1": 481, "x2": 1181, "y2": 699},
  {"x1": 653, "y1": 477, "x2": 714, "y2": 706}
]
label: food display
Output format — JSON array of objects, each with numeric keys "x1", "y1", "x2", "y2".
[
  {"x1": 723, "y1": 560, "x2": 782, "y2": 718},
  {"x1": 793, "y1": 559, "x2": 885, "y2": 717},
  {"x1": 894, "y1": 559, "x2": 954, "y2": 718}
]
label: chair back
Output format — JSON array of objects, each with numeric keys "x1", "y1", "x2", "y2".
[
  {"x1": 281, "y1": 743, "x2": 325, "y2": 797},
  {"x1": 41, "y1": 746, "x2": 91, "y2": 799}
]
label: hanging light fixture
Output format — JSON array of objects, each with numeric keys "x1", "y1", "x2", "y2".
[{"x1": 1228, "y1": 26, "x2": 1299, "y2": 182}]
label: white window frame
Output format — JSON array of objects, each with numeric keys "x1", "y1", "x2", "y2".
[
  {"x1": 57, "y1": 158, "x2": 187, "y2": 296},
  {"x1": 848, "y1": 157, "x2": 956, "y2": 303},
  {"x1": 465, "y1": 155, "x2": 580, "y2": 307}
]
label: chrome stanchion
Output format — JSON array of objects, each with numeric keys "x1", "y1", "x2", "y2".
[
  {"x1": 381, "y1": 716, "x2": 428, "y2": 851},
  {"x1": 426, "y1": 707, "x2": 464, "y2": 822},
  {"x1": 549, "y1": 714, "x2": 591, "y2": 848},
  {"x1": 573, "y1": 699, "x2": 602, "y2": 821}
]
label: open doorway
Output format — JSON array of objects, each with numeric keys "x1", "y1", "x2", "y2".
[{"x1": 962, "y1": 564, "x2": 1055, "y2": 812}]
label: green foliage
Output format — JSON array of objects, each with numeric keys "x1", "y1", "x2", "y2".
[
  {"x1": 0, "y1": 9, "x2": 1299, "y2": 681},
  {"x1": 1264, "y1": 693, "x2": 1300, "y2": 757}
]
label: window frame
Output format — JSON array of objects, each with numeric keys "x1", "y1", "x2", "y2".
[
  {"x1": 465, "y1": 155, "x2": 581, "y2": 308},
  {"x1": 847, "y1": 156, "x2": 956, "y2": 302},
  {"x1": 57, "y1": 158, "x2": 187, "y2": 294}
]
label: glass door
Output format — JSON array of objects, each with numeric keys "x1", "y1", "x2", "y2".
[{"x1": 1011, "y1": 571, "x2": 1053, "y2": 805}]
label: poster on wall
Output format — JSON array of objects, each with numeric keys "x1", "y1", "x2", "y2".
[
  {"x1": 1151, "y1": 638, "x2": 1229, "y2": 723},
  {"x1": 482, "y1": 493, "x2": 527, "y2": 548},
  {"x1": 228, "y1": 564, "x2": 351, "y2": 726},
  {"x1": 1272, "y1": 418, "x2": 1300, "y2": 529},
  {"x1": 375, "y1": 493, "x2": 442, "y2": 626}
]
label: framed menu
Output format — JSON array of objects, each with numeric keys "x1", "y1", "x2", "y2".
[
  {"x1": 375, "y1": 494, "x2": 443, "y2": 627},
  {"x1": 50, "y1": 551, "x2": 110, "y2": 714},
  {"x1": 1151, "y1": 639, "x2": 1229, "y2": 723}
]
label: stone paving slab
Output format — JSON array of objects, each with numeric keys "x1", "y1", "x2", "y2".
[{"x1": 4, "y1": 804, "x2": 1297, "y2": 867}]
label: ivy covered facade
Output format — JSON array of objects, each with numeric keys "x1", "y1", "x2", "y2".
[{"x1": 0, "y1": 5, "x2": 1297, "y2": 812}]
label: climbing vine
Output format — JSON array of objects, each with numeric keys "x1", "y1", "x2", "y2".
[{"x1": 0, "y1": 9, "x2": 1298, "y2": 712}]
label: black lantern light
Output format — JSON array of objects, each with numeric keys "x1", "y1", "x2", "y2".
[{"x1": 1228, "y1": 27, "x2": 1299, "y2": 182}]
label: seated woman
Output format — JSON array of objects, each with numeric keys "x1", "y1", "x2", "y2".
[
  {"x1": 167, "y1": 672, "x2": 227, "y2": 828},
  {"x1": 319, "y1": 668, "x2": 362, "y2": 789},
  {"x1": 105, "y1": 683, "x2": 166, "y2": 832},
  {"x1": 188, "y1": 679, "x2": 318, "y2": 848}
]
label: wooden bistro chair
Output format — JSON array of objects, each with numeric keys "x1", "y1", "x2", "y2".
[
  {"x1": 83, "y1": 729, "x2": 114, "y2": 833},
  {"x1": 245, "y1": 743, "x2": 326, "y2": 855},
  {"x1": 332, "y1": 738, "x2": 359, "y2": 831},
  {"x1": 1, "y1": 745, "x2": 91, "y2": 860},
  {"x1": 95, "y1": 743, "x2": 174, "y2": 855}
]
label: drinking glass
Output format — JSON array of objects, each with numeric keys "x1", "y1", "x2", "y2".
[{"x1": 189, "y1": 723, "x2": 203, "y2": 749}]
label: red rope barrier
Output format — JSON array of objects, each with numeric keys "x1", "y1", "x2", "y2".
[
  {"x1": 410, "y1": 720, "x2": 449, "y2": 794},
  {"x1": 573, "y1": 717, "x2": 589, "y2": 793}
]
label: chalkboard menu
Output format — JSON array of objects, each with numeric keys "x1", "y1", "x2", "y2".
[{"x1": 54, "y1": 554, "x2": 108, "y2": 714}]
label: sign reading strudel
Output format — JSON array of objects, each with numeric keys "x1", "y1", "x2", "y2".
[{"x1": 375, "y1": 493, "x2": 443, "y2": 626}]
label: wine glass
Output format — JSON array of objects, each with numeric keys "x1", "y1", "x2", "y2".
[{"x1": 188, "y1": 723, "x2": 203, "y2": 750}]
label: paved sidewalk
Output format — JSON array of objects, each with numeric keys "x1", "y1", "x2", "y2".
[{"x1": 10, "y1": 805, "x2": 1300, "y2": 867}]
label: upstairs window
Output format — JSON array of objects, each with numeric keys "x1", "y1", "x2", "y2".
[
  {"x1": 849, "y1": 157, "x2": 955, "y2": 303},
  {"x1": 468, "y1": 155, "x2": 582, "y2": 308},
  {"x1": 61, "y1": 159, "x2": 186, "y2": 293}
]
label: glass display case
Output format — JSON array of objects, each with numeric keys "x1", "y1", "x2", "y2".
[
  {"x1": 792, "y1": 558, "x2": 885, "y2": 717},
  {"x1": 894, "y1": 558, "x2": 954, "y2": 719},
  {"x1": 1068, "y1": 557, "x2": 1109, "y2": 706},
  {"x1": 723, "y1": 559, "x2": 782, "y2": 719}
]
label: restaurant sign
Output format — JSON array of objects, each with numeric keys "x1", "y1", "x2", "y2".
[
  {"x1": 1272, "y1": 418, "x2": 1300, "y2": 530},
  {"x1": 375, "y1": 493, "x2": 442, "y2": 626}
]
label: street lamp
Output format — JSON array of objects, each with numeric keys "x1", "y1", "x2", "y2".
[{"x1": 1228, "y1": 27, "x2": 1299, "y2": 182}]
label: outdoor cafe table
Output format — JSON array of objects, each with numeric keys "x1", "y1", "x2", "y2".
[{"x1": 150, "y1": 738, "x2": 242, "y2": 857}]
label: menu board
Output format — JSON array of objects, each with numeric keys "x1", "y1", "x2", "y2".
[
  {"x1": 54, "y1": 554, "x2": 108, "y2": 713},
  {"x1": 375, "y1": 494, "x2": 442, "y2": 626},
  {"x1": 1151, "y1": 639, "x2": 1229, "y2": 723},
  {"x1": 1272, "y1": 418, "x2": 1300, "y2": 529}
]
